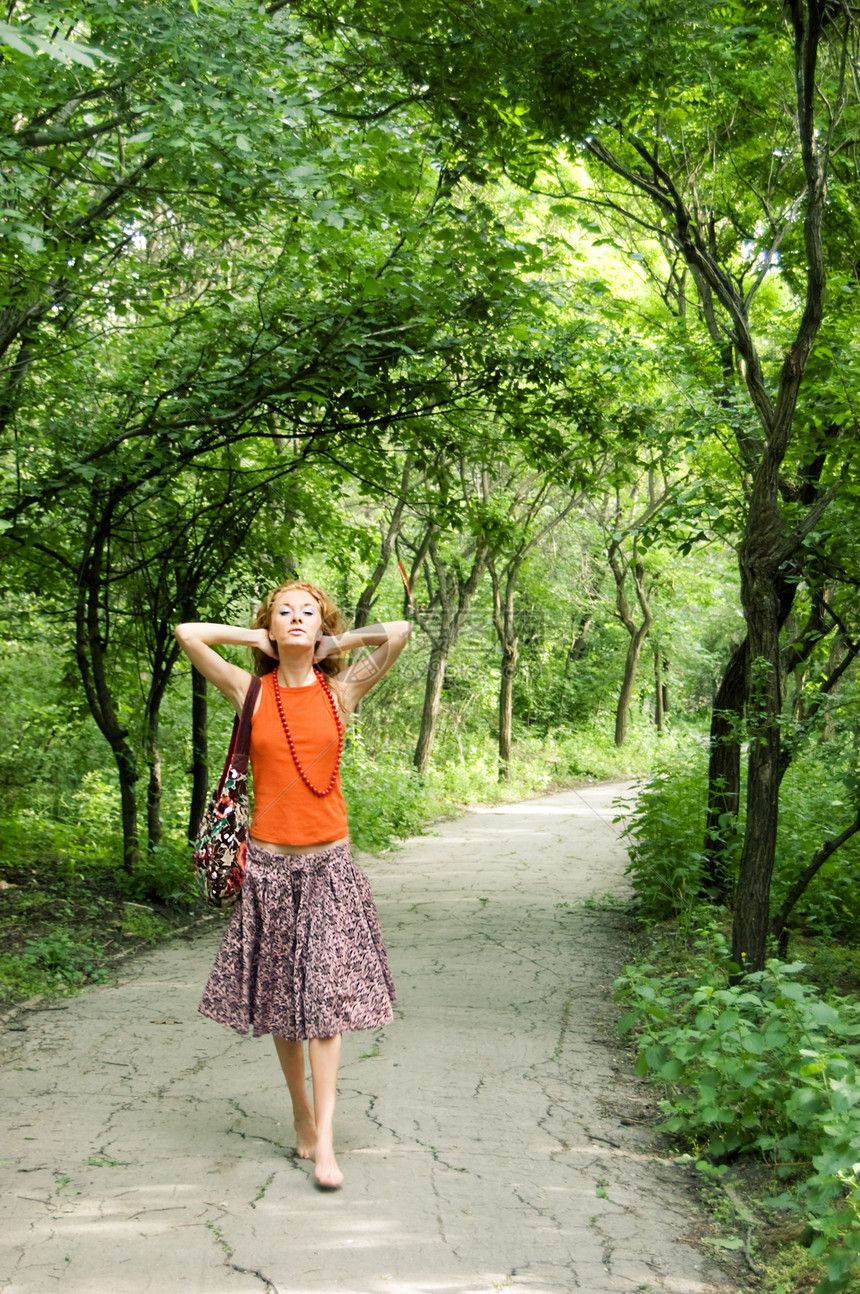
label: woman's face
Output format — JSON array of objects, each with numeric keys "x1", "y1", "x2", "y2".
[{"x1": 268, "y1": 589, "x2": 323, "y2": 653}]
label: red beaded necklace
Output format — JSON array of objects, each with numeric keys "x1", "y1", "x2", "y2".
[{"x1": 272, "y1": 667, "x2": 344, "y2": 797}]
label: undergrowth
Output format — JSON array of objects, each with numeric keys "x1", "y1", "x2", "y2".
[
  {"x1": 616, "y1": 918, "x2": 860, "y2": 1291},
  {"x1": 614, "y1": 736, "x2": 860, "y2": 1293}
]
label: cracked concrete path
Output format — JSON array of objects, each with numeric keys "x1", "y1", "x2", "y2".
[{"x1": 1, "y1": 783, "x2": 733, "y2": 1294}]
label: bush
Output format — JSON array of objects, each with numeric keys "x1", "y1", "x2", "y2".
[
  {"x1": 1, "y1": 930, "x2": 110, "y2": 999},
  {"x1": 120, "y1": 904, "x2": 170, "y2": 942},
  {"x1": 119, "y1": 841, "x2": 197, "y2": 908},
  {"x1": 616, "y1": 925, "x2": 860, "y2": 1293},
  {"x1": 341, "y1": 736, "x2": 428, "y2": 851},
  {"x1": 774, "y1": 746, "x2": 860, "y2": 944},
  {"x1": 620, "y1": 739, "x2": 713, "y2": 918}
]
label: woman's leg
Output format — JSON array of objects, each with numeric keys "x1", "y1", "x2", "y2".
[
  {"x1": 273, "y1": 1036, "x2": 316, "y2": 1159},
  {"x1": 308, "y1": 1034, "x2": 344, "y2": 1188}
]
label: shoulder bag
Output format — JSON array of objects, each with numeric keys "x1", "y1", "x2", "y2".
[{"x1": 193, "y1": 675, "x2": 261, "y2": 911}]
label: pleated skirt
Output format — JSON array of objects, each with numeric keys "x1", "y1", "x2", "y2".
[{"x1": 198, "y1": 841, "x2": 395, "y2": 1039}]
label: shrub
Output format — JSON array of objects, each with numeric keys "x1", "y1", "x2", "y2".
[
  {"x1": 22, "y1": 930, "x2": 107, "y2": 987},
  {"x1": 119, "y1": 841, "x2": 197, "y2": 908},
  {"x1": 774, "y1": 746, "x2": 860, "y2": 944},
  {"x1": 619, "y1": 739, "x2": 712, "y2": 918},
  {"x1": 341, "y1": 736, "x2": 428, "y2": 852},
  {"x1": 616, "y1": 929, "x2": 860, "y2": 1293}
]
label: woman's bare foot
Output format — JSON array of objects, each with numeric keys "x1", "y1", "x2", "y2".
[
  {"x1": 313, "y1": 1139, "x2": 344, "y2": 1189},
  {"x1": 294, "y1": 1110, "x2": 317, "y2": 1160}
]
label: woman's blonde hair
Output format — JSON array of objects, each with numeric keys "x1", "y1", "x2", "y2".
[{"x1": 250, "y1": 580, "x2": 347, "y2": 677}]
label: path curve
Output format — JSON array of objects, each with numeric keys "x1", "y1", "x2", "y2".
[{"x1": 1, "y1": 783, "x2": 730, "y2": 1294}]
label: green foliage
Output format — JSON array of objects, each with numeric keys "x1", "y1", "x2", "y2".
[
  {"x1": 619, "y1": 739, "x2": 713, "y2": 918},
  {"x1": 755, "y1": 1241, "x2": 827, "y2": 1294},
  {"x1": 118, "y1": 845, "x2": 196, "y2": 909},
  {"x1": 775, "y1": 740, "x2": 860, "y2": 944},
  {"x1": 341, "y1": 736, "x2": 428, "y2": 852},
  {"x1": 803, "y1": 944, "x2": 860, "y2": 1000},
  {"x1": 22, "y1": 931, "x2": 107, "y2": 985},
  {"x1": 119, "y1": 905, "x2": 170, "y2": 944},
  {"x1": 341, "y1": 714, "x2": 671, "y2": 850},
  {"x1": 0, "y1": 930, "x2": 108, "y2": 1002},
  {"x1": 622, "y1": 724, "x2": 860, "y2": 940},
  {"x1": 616, "y1": 926, "x2": 860, "y2": 1292}
]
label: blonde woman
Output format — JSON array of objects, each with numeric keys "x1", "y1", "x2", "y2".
[{"x1": 175, "y1": 581, "x2": 411, "y2": 1189}]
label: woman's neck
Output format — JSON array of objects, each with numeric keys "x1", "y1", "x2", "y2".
[{"x1": 275, "y1": 654, "x2": 317, "y2": 689}]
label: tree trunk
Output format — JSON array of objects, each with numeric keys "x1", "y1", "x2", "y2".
[
  {"x1": 614, "y1": 625, "x2": 649, "y2": 746},
  {"x1": 74, "y1": 510, "x2": 140, "y2": 872},
  {"x1": 490, "y1": 557, "x2": 522, "y2": 782},
  {"x1": 654, "y1": 647, "x2": 665, "y2": 732},
  {"x1": 140, "y1": 629, "x2": 181, "y2": 853},
  {"x1": 412, "y1": 534, "x2": 489, "y2": 776},
  {"x1": 498, "y1": 639, "x2": 518, "y2": 781},
  {"x1": 608, "y1": 545, "x2": 654, "y2": 748},
  {"x1": 117, "y1": 748, "x2": 139, "y2": 870},
  {"x1": 567, "y1": 614, "x2": 593, "y2": 665},
  {"x1": 731, "y1": 542, "x2": 783, "y2": 974},
  {"x1": 354, "y1": 456, "x2": 410, "y2": 628},
  {"x1": 701, "y1": 638, "x2": 748, "y2": 898},
  {"x1": 189, "y1": 666, "x2": 209, "y2": 839},
  {"x1": 414, "y1": 643, "x2": 447, "y2": 777},
  {"x1": 145, "y1": 720, "x2": 162, "y2": 851}
]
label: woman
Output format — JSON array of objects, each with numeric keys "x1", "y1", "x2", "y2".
[{"x1": 175, "y1": 581, "x2": 411, "y2": 1189}]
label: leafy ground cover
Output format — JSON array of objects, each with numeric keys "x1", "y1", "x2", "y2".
[
  {"x1": 616, "y1": 919, "x2": 860, "y2": 1291},
  {"x1": 611, "y1": 731, "x2": 860, "y2": 1294},
  {"x1": 0, "y1": 847, "x2": 194, "y2": 1008}
]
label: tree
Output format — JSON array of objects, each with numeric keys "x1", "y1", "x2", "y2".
[
  {"x1": 488, "y1": 474, "x2": 583, "y2": 778},
  {"x1": 399, "y1": 472, "x2": 491, "y2": 776},
  {"x1": 595, "y1": 474, "x2": 672, "y2": 747},
  {"x1": 2, "y1": 0, "x2": 567, "y2": 867},
  {"x1": 303, "y1": 0, "x2": 860, "y2": 970},
  {"x1": 551, "y1": 4, "x2": 858, "y2": 971}
]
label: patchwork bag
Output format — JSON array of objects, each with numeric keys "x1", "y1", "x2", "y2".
[{"x1": 193, "y1": 676, "x2": 261, "y2": 911}]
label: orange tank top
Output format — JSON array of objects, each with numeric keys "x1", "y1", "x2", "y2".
[{"x1": 249, "y1": 671, "x2": 349, "y2": 847}]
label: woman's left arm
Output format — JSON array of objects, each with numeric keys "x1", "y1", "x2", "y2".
[{"x1": 316, "y1": 621, "x2": 412, "y2": 712}]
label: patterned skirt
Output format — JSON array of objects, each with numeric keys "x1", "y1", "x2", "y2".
[{"x1": 198, "y1": 841, "x2": 395, "y2": 1040}]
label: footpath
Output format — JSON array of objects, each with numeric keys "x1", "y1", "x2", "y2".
[{"x1": 1, "y1": 784, "x2": 735, "y2": 1294}]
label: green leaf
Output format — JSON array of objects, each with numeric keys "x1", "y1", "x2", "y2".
[
  {"x1": 0, "y1": 22, "x2": 36, "y2": 56},
  {"x1": 644, "y1": 1043, "x2": 669, "y2": 1071},
  {"x1": 808, "y1": 1002, "x2": 841, "y2": 1028},
  {"x1": 734, "y1": 1063, "x2": 764, "y2": 1088}
]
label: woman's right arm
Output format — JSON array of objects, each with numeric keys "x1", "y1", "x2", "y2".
[{"x1": 174, "y1": 623, "x2": 274, "y2": 714}]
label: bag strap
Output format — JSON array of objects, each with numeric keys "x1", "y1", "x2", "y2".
[
  {"x1": 234, "y1": 675, "x2": 260, "y2": 768},
  {"x1": 215, "y1": 675, "x2": 261, "y2": 793}
]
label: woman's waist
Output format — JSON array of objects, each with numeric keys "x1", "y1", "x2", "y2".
[{"x1": 249, "y1": 833, "x2": 350, "y2": 858}]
